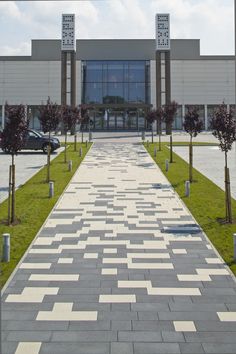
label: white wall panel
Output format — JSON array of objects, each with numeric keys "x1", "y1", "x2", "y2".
[
  {"x1": 0, "y1": 61, "x2": 61, "y2": 105},
  {"x1": 171, "y1": 60, "x2": 235, "y2": 105}
]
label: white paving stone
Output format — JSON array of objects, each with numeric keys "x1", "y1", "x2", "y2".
[{"x1": 15, "y1": 342, "x2": 42, "y2": 354}]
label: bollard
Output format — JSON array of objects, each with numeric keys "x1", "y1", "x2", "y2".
[
  {"x1": 234, "y1": 234, "x2": 236, "y2": 262},
  {"x1": 68, "y1": 160, "x2": 72, "y2": 172},
  {"x1": 154, "y1": 147, "x2": 157, "y2": 158},
  {"x1": 185, "y1": 181, "x2": 190, "y2": 197},
  {"x1": 79, "y1": 147, "x2": 83, "y2": 157},
  {"x1": 147, "y1": 140, "x2": 149, "y2": 148},
  {"x1": 86, "y1": 140, "x2": 88, "y2": 148},
  {"x1": 142, "y1": 131, "x2": 145, "y2": 141},
  {"x1": 2, "y1": 233, "x2": 10, "y2": 262},
  {"x1": 165, "y1": 159, "x2": 169, "y2": 172},
  {"x1": 89, "y1": 132, "x2": 92, "y2": 141},
  {"x1": 49, "y1": 181, "x2": 54, "y2": 198}
]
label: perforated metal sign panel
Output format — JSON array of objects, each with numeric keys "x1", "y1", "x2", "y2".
[
  {"x1": 155, "y1": 14, "x2": 170, "y2": 51},
  {"x1": 62, "y1": 14, "x2": 75, "y2": 51}
]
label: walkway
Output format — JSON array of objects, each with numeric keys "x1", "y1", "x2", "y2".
[{"x1": 2, "y1": 143, "x2": 236, "y2": 354}]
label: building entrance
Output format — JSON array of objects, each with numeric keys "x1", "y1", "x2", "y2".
[{"x1": 88, "y1": 106, "x2": 151, "y2": 131}]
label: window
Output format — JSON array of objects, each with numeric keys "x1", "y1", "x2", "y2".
[{"x1": 82, "y1": 60, "x2": 150, "y2": 105}]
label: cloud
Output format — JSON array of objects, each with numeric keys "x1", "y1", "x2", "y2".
[
  {"x1": 0, "y1": 0, "x2": 234, "y2": 55},
  {"x1": 0, "y1": 42, "x2": 31, "y2": 56}
]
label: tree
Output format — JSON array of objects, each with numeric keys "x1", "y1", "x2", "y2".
[
  {"x1": 38, "y1": 97, "x2": 60, "y2": 182},
  {"x1": 156, "y1": 107, "x2": 164, "y2": 151},
  {"x1": 146, "y1": 110, "x2": 156, "y2": 143},
  {"x1": 163, "y1": 101, "x2": 178, "y2": 163},
  {"x1": 183, "y1": 106, "x2": 203, "y2": 183},
  {"x1": 62, "y1": 105, "x2": 80, "y2": 162},
  {"x1": 211, "y1": 103, "x2": 236, "y2": 223},
  {"x1": 79, "y1": 104, "x2": 90, "y2": 143},
  {"x1": 1, "y1": 104, "x2": 29, "y2": 224}
]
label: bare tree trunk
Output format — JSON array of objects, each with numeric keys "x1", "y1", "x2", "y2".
[
  {"x1": 158, "y1": 118, "x2": 162, "y2": 151},
  {"x1": 82, "y1": 127, "x2": 84, "y2": 144},
  {"x1": 151, "y1": 124, "x2": 154, "y2": 144},
  {"x1": 11, "y1": 154, "x2": 15, "y2": 224},
  {"x1": 74, "y1": 134, "x2": 77, "y2": 151},
  {"x1": 64, "y1": 131, "x2": 67, "y2": 163},
  {"x1": 189, "y1": 137, "x2": 193, "y2": 183},
  {"x1": 226, "y1": 167, "x2": 232, "y2": 223},
  {"x1": 8, "y1": 165, "x2": 12, "y2": 225},
  {"x1": 47, "y1": 131, "x2": 51, "y2": 182},
  {"x1": 170, "y1": 135, "x2": 173, "y2": 163},
  {"x1": 224, "y1": 152, "x2": 232, "y2": 223}
]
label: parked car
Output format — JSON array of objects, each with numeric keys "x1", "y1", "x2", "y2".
[{"x1": 1, "y1": 129, "x2": 60, "y2": 154}]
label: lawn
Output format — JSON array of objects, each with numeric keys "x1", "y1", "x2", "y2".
[
  {"x1": 145, "y1": 142, "x2": 236, "y2": 275},
  {"x1": 0, "y1": 142, "x2": 92, "y2": 288}
]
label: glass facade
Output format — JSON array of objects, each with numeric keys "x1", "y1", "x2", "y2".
[{"x1": 82, "y1": 61, "x2": 150, "y2": 105}]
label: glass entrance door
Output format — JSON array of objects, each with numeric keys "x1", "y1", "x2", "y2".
[
  {"x1": 116, "y1": 112, "x2": 124, "y2": 130},
  {"x1": 108, "y1": 111, "x2": 116, "y2": 130}
]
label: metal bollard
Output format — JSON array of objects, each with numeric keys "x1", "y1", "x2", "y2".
[
  {"x1": 79, "y1": 147, "x2": 83, "y2": 157},
  {"x1": 68, "y1": 160, "x2": 72, "y2": 172},
  {"x1": 86, "y1": 140, "x2": 88, "y2": 148},
  {"x1": 154, "y1": 147, "x2": 157, "y2": 158},
  {"x1": 147, "y1": 140, "x2": 149, "y2": 148},
  {"x1": 234, "y1": 234, "x2": 236, "y2": 262},
  {"x1": 185, "y1": 181, "x2": 190, "y2": 197},
  {"x1": 165, "y1": 159, "x2": 169, "y2": 172},
  {"x1": 2, "y1": 233, "x2": 10, "y2": 262},
  {"x1": 142, "y1": 131, "x2": 145, "y2": 141},
  {"x1": 89, "y1": 132, "x2": 92, "y2": 141},
  {"x1": 49, "y1": 181, "x2": 54, "y2": 198}
]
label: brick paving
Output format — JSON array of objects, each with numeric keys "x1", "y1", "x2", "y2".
[{"x1": 1, "y1": 143, "x2": 236, "y2": 354}]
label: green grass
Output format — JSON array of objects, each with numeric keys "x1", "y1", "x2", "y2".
[
  {"x1": 145, "y1": 142, "x2": 236, "y2": 275},
  {"x1": 0, "y1": 142, "x2": 92, "y2": 288}
]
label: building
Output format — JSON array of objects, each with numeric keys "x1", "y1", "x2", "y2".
[{"x1": 0, "y1": 38, "x2": 235, "y2": 131}]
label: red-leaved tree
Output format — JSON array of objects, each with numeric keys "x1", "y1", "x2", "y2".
[
  {"x1": 62, "y1": 105, "x2": 80, "y2": 162},
  {"x1": 38, "y1": 97, "x2": 60, "y2": 182},
  {"x1": 183, "y1": 106, "x2": 203, "y2": 183},
  {"x1": 163, "y1": 101, "x2": 178, "y2": 163},
  {"x1": 79, "y1": 104, "x2": 90, "y2": 143},
  {"x1": 146, "y1": 110, "x2": 156, "y2": 143},
  {"x1": 211, "y1": 103, "x2": 236, "y2": 223},
  {"x1": 156, "y1": 107, "x2": 164, "y2": 151},
  {"x1": 1, "y1": 104, "x2": 29, "y2": 224}
]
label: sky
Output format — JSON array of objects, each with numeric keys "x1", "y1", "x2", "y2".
[{"x1": 0, "y1": 0, "x2": 234, "y2": 56}]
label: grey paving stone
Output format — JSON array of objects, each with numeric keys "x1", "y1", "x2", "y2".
[
  {"x1": 161, "y1": 331, "x2": 185, "y2": 343},
  {"x1": 179, "y1": 343, "x2": 205, "y2": 354},
  {"x1": 111, "y1": 342, "x2": 134, "y2": 354},
  {"x1": 40, "y1": 342, "x2": 110, "y2": 354},
  {"x1": 202, "y1": 343, "x2": 236, "y2": 354},
  {"x1": 132, "y1": 321, "x2": 174, "y2": 331},
  {"x1": 51, "y1": 330, "x2": 117, "y2": 342},
  {"x1": 118, "y1": 331, "x2": 162, "y2": 342},
  {"x1": 134, "y1": 342, "x2": 181, "y2": 354},
  {"x1": 6, "y1": 331, "x2": 52, "y2": 341}
]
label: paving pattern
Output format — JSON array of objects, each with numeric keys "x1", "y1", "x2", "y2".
[{"x1": 2, "y1": 143, "x2": 236, "y2": 354}]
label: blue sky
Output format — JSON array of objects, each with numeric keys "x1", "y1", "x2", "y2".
[{"x1": 0, "y1": 0, "x2": 234, "y2": 55}]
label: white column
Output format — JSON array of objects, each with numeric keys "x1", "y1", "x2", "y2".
[
  {"x1": 182, "y1": 104, "x2": 185, "y2": 130},
  {"x1": 150, "y1": 60, "x2": 156, "y2": 109},
  {"x1": 204, "y1": 104, "x2": 208, "y2": 131}
]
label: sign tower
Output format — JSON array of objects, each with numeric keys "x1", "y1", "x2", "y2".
[{"x1": 61, "y1": 14, "x2": 76, "y2": 109}]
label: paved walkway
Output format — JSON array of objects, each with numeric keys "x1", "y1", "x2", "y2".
[{"x1": 2, "y1": 143, "x2": 236, "y2": 354}]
